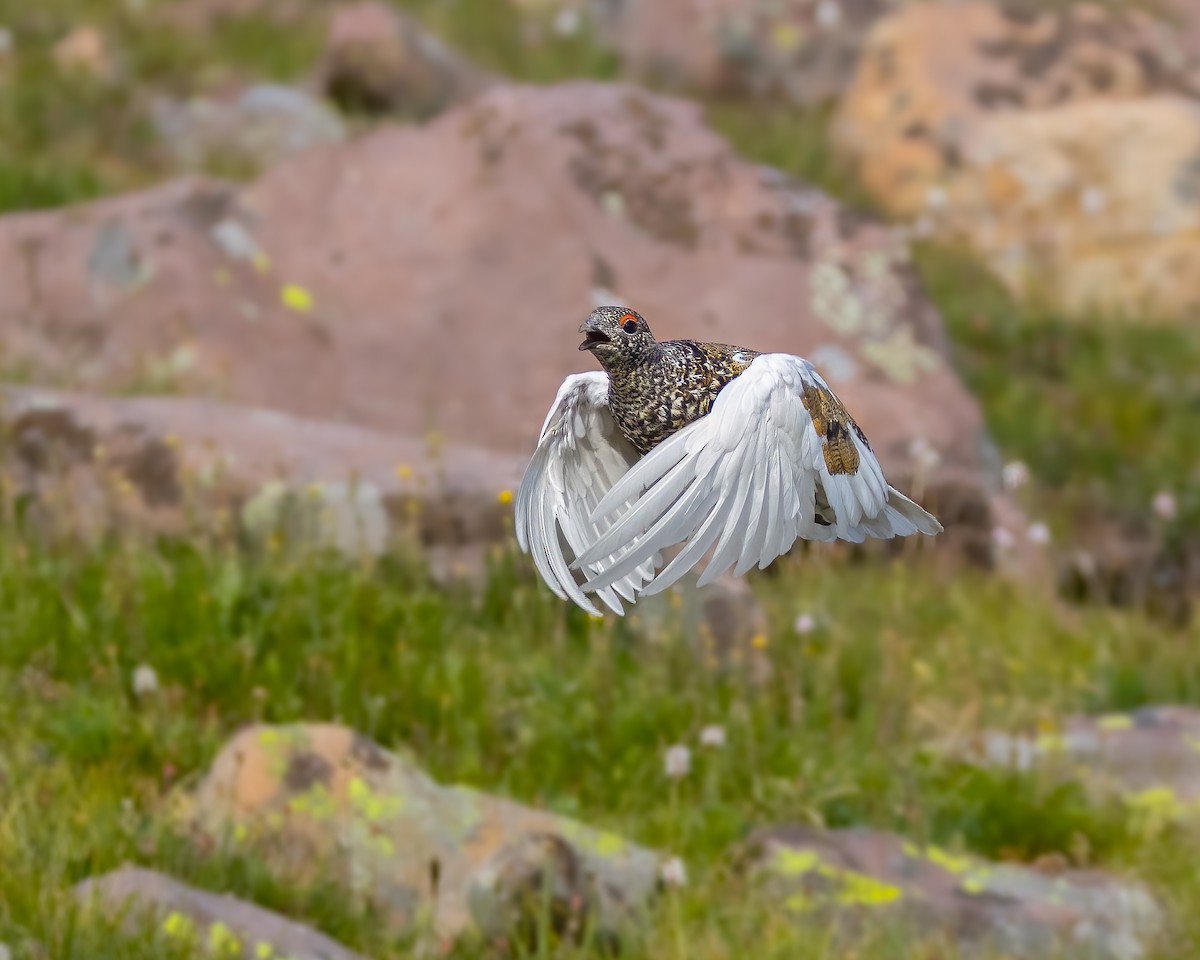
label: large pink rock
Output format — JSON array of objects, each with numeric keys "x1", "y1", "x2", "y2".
[{"x1": 0, "y1": 82, "x2": 996, "y2": 552}]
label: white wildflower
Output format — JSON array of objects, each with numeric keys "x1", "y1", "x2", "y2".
[
  {"x1": 909, "y1": 436, "x2": 941, "y2": 473},
  {"x1": 132, "y1": 663, "x2": 160, "y2": 697},
  {"x1": 991, "y1": 526, "x2": 1015, "y2": 551},
  {"x1": 0, "y1": 27, "x2": 13, "y2": 56},
  {"x1": 794, "y1": 612, "x2": 816, "y2": 635},
  {"x1": 1026, "y1": 522, "x2": 1051, "y2": 545},
  {"x1": 664, "y1": 744, "x2": 691, "y2": 779},
  {"x1": 1002, "y1": 460, "x2": 1029, "y2": 491},
  {"x1": 815, "y1": 0, "x2": 841, "y2": 29},
  {"x1": 660, "y1": 856, "x2": 688, "y2": 888},
  {"x1": 1153, "y1": 490, "x2": 1178, "y2": 522},
  {"x1": 553, "y1": 7, "x2": 581, "y2": 36},
  {"x1": 699, "y1": 725, "x2": 726, "y2": 748}
]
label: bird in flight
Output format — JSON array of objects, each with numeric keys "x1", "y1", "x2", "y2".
[{"x1": 515, "y1": 306, "x2": 942, "y2": 615}]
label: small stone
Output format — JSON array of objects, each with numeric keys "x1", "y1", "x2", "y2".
[
  {"x1": 815, "y1": 1, "x2": 842, "y2": 30},
  {"x1": 664, "y1": 743, "x2": 691, "y2": 779}
]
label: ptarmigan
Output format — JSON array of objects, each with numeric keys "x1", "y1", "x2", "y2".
[{"x1": 514, "y1": 306, "x2": 942, "y2": 615}]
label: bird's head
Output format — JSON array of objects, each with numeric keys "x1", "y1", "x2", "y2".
[{"x1": 579, "y1": 306, "x2": 657, "y2": 369}]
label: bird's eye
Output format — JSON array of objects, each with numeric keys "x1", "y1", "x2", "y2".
[{"x1": 622, "y1": 319, "x2": 638, "y2": 334}]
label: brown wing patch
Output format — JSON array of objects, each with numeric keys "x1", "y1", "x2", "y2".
[
  {"x1": 697, "y1": 342, "x2": 760, "y2": 376},
  {"x1": 800, "y1": 381, "x2": 863, "y2": 476}
]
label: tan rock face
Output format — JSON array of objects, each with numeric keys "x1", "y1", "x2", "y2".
[
  {"x1": 185, "y1": 724, "x2": 661, "y2": 944},
  {"x1": 614, "y1": 0, "x2": 899, "y2": 105},
  {"x1": 834, "y1": 1, "x2": 1200, "y2": 318},
  {"x1": 0, "y1": 82, "x2": 994, "y2": 551}
]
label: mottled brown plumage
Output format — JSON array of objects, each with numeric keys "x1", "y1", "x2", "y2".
[{"x1": 579, "y1": 306, "x2": 760, "y2": 455}]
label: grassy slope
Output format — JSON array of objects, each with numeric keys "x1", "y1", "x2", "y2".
[{"x1": 1, "y1": 0, "x2": 1199, "y2": 957}]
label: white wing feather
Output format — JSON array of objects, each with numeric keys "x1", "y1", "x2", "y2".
[
  {"x1": 514, "y1": 373, "x2": 659, "y2": 615},
  {"x1": 574, "y1": 354, "x2": 942, "y2": 599}
]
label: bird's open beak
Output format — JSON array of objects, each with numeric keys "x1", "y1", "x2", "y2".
[
  {"x1": 579, "y1": 330, "x2": 611, "y2": 352},
  {"x1": 578, "y1": 318, "x2": 611, "y2": 352}
]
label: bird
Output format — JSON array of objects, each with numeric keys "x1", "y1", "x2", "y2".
[{"x1": 514, "y1": 306, "x2": 943, "y2": 616}]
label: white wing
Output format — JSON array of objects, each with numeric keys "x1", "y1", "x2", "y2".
[
  {"x1": 514, "y1": 372, "x2": 660, "y2": 616},
  {"x1": 574, "y1": 354, "x2": 942, "y2": 599}
]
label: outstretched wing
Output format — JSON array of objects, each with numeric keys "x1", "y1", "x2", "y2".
[
  {"x1": 574, "y1": 353, "x2": 942, "y2": 599},
  {"x1": 514, "y1": 372, "x2": 660, "y2": 615}
]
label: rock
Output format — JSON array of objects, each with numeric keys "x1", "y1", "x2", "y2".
[
  {"x1": 955, "y1": 705, "x2": 1200, "y2": 824},
  {"x1": 75, "y1": 866, "x2": 365, "y2": 960},
  {"x1": 150, "y1": 85, "x2": 346, "y2": 173},
  {"x1": 747, "y1": 825, "x2": 1162, "y2": 960},
  {"x1": 834, "y1": 1, "x2": 1200, "y2": 318},
  {"x1": 611, "y1": 0, "x2": 900, "y2": 106},
  {"x1": 53, "y1": 25, "x2": 112, "y2": 78},
  {"x1": 0, "y1": 386, "x2": 521, "y2": 551},
  {"x1": 318, "y1": 2, "x2": 491, "y2": 117},
  {"x1": 0, "y1": 82, "x2": 996, "y2": 557},
  {"x1": 185, "y1": 724, "x2": 660, "y2": 944}
]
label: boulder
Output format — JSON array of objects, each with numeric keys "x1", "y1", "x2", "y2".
[
  {"x1": 1, "y1": 386, "x2": 521, "y2": 551},
  {"x1": 512, "y1": 0, "x2": 898, "y2": 106},
  {"x1": 75, "y1": 866, "x2": 366, "y2": 960},
  {"x1": 954, "y1": 705, "x2": 1200, "y2": 825},
  {"x1": 834, "y1": 1, "x2": 1200, "y2": 318},
  {"x1": 184, "y1": 724, "x2": 660, "y2": 944},
  {"x1": 317, "y1": 1, "x2": 492, "y2": 117},
  {"x1": 623, "y1": 0, "x2": 899, "y2": 106},
  {"x1": 747, "y1": 824, "x2": 1162, "y2": 959},
  {"x1": 0, "y1": 83, "x2": 993, "y2": 539},
  {"x1": 150, "y1": 85, "x2": 346, "y2": 174}
]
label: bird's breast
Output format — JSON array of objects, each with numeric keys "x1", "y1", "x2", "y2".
[{"x1": 607, "y1": 341, "x2": 760, "y2": 455}]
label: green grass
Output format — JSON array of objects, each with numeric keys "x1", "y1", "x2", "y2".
[{"x1": 1, "y1": 526, "x2": 1199, "y2": 957}]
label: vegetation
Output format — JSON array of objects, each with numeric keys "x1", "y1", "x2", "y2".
[{"x1": 0, "y1": 0, "x2": 1197, "y2": 957}]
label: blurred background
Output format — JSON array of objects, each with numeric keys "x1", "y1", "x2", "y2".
[{"x1": 1, "y1": 0, "x2": 1199, "y2": 957}]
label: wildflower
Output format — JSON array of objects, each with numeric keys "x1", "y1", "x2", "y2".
[
  {"x1": 553, "y1": 7, "x2": 581, "y2": 36},
  {"x1": 132, "y1": 663, "x2": 160, "y2": 697},
  {"x1": 750, "y1": 632, "x2": 768, "y2": 649},
  {"x1": 1153, "y1": 490, "x2": 1177, "y2": 522},
  {"x1": 794, "y1": 612, "x2": 816, "y2": 635},
  {"x1": 991, "y1": 526, "x2": 1015, "y2": 551},
  {"x1": 1002, "y1": 460, "x2": 1029, "y2": 491},
  {"x1": 909, "y1": 436, "x2": 941, "y2": 473},
  {"x1": 498, "y1": 489, "x2": 514, "y2": 505},
  {"x1": 1026, "y1": 522, "x2": 1051, "y2": 545},
  {"x1": 0, "y1": 28, "x2": 13, "y2": 56},
  {"x1": 664, "y1": 744, "x2": 691, "y2": 779},
  {"x1": 699, "y1": 725, "x2": 726, "y2": 748},
  {"x1": 660, "y1": 856, "x2": 687, "y2": 888}
]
